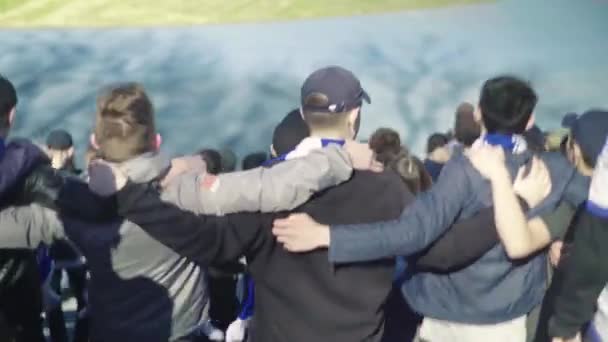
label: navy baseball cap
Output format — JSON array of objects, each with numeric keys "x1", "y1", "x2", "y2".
[
  {"x1": 561, "y1": 112, "x2": 579, "y2": 129},
  {"x1": 46, "y1": 129, "x2": 73, "y2": 150},
  {"x1": 301, "y1": 66, "x2": 371, "y2": 114},
  {"x1": 570, "y1": 110, "x2": 608, "y2": 166}
]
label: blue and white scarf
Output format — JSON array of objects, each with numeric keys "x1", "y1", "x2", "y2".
[
  {"x1": 473, "y1": 133, "x2": 528, "y2": 154},
  {"x1": 265, "y1": 137, "x2": 346, "y2": 165}
]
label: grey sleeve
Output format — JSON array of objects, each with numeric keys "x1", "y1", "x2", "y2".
[
  {"x1": 541, "y1": 202, "x2": 576, "y2": 241},
  {"x1": 163, "y1": 145, "x2": 353, "y2": 215},
  {"x1": 329, "y1": 156, "x2": 471, "y2": 263},
  {"x1": 0, "y1": 204, "x2": 66, "y2": 249}
]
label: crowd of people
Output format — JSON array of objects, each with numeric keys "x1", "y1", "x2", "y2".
[{"x1": 0, "y1": 65, "x2": 605, "y2": 342}]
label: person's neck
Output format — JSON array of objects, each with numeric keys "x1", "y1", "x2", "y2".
[
  {"x1": 578, "y1": 163, "x2": 594, "y2": 177},
  {"x1": 428, "y1": 151, "x2": 447, "y2": 163},
  {"x1": 309, "y1": 129, "x2": 350, "y2": 141}
]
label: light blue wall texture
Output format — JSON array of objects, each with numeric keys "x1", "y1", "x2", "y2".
[{"x1": 1, "y1": 0, "x2": 607, "y2": 162}]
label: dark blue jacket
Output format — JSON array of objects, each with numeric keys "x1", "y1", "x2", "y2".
[
  {"x1": 0, "y1": 138, "x2": 47, "y2": 198},
  {"x1": 328, "y1": 150, "x2": 584, "y2": 324},
  {"x1": 0, "y1": 138, "x2": 48, "y2": 291}
]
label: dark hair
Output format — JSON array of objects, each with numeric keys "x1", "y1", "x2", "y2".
[
  {"x1": 479, "y1": 76, "x2": 537, "y2": 135},
  {"x1": 273, "y1": 109, "x2": 310, "y2": 156},
  {"x1": 0, "y1": 75, "x2": 17, "y2": 131},
  {"x1": 369, "y1": 128, "x2": 432, "y2": 194},
  {"x1": 567, "y1": 136, "x2": 595, "y2": 168},
  {"x1": 522, "y1": 125, "x2": 546, "y2": 153},
  {"x1": 242, "y1": 152, "x2": 268, "y2": 170},
  {"x1": 302, "y1": 93, "x2": 351, "y2": 131},
  {"x1": 426, "y1": 133, "x2": 449, "y2": 155},
  {"x1": 454, "y1": 102, "x2": 481, "y2": 146},
  {"x1": 198, "y1": 149, "x2": 223, "y2": 175}
]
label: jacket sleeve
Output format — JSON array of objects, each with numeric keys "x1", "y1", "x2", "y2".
[
  {"x1": 415, "y1": 206, "x2": 497, "y2": 272},
  {"x1": 162, "y1": 146, "x2": 352, "y2": 215},
  {"x1": 547, "y1": 210, "x2": 608, "y2": 339},
  {"x1": 16, "y1": 165, "x2": 117, "y2": 222},
  {"x1": 116, "y1": 182, "x2": 265, "y2": 265},
  {"x1": 0, "y1": 141, "x2": 47, "y2": 197},
  {"x1": 416, "y1": 197, "x2": 533, "y2": 272},
  {"x1": 0, "y1": 204, "x2": 66, "y2": 249},
  {"x1": 329, "y1": 156, "x2": 472, "y2": 263}
]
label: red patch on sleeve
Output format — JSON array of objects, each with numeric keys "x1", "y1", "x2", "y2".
[{"x1": 200, "y1": 175, "x2": 219, "y2": 191}]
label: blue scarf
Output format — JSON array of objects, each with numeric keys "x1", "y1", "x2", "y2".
[{"x1": 482, "y1": 133, "x2": 527, "y2": 153}]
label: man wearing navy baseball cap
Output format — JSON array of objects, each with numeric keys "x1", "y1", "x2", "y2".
[{"x1": 299, "y1": 66, "x2": 370, "y2": 139}]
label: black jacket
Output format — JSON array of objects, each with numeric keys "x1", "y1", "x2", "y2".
[
  {"x1": 539, "y1": 209, "x2": 608, "y2": 340},
  {"x1": 114, "y1": 169, "x2": 410, "y2": 342}
]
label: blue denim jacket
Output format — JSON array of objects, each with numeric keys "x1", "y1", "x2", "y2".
[{"x1": 328, "y1": 150, "x2": 587, "y2": 324}]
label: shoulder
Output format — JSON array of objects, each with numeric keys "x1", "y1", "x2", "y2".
[{"x1": 352, "y1": 169, "x2": 412, "y2": 206}]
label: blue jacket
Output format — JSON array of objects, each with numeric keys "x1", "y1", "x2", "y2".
[
  {"x1": 328, "y1": 150, "x2": 585, "y2": 324},
  {"x1": 0, "y1": 138, "x2": 47, "y2": 197}
]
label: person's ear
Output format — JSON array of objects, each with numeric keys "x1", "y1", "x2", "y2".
[
  {"x1": 270, "y1": 144, "x2": 277, "y2": 158},
  {"x1": 526, "y1": 114, "x2": 535, "y2": 130},
  {"x1": 67, "y1": 146, "x2": 75, "y2": 158},
  {"x1": 348, "y1": 107, "x2": 361, "y2": 138},
  {"x1": 8, "y1": 107, "x2": 15, "y2": 126},
  {"x1": 154, "y1": 133, "x2": 162, "y2": 151},
  {"x1": 90, "y1": 133, "x2": 100, "y2": 150},
  {"x1": 474, "y1": 106, "x2": 482, "y2": 123}
]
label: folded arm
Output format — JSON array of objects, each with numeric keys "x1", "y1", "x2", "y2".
[
  {"x1": 165, "y1": 146, "x2": 352, "y2": 215},
  {"x1": 328, "y1": 156, "x2": 471, "y2": 263},
  {"x1": 488, "y1": 166, "x2": 575, "y2": 259}
]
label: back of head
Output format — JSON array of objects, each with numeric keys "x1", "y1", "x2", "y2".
[
  {"x1": 479, "y1": 76, "x2": 537, "y2": 135},
  {"x1": 242, "y1": 152, "x2": 268, "y2": 170},
  {"x1": 219, "y1": 148, "x2": 237, "y2": 173},
  {"x1": 300, "y1": 66, "x2": 370, "y2": 138},
  {"x1": 198, "y1": 149, "x2": 223, "y2": 175},
  {"x1": 454, "y1": 102, "x2": 481, "y2": 146},
  {"x1": 369, "y1": 127, "x2": 432, "y2": 194},
  {"x1": 569, "y1": 109, "x2": 608, "y2": 168},
  {"x1": 522, "y1": 125, "x2": 546, "y2": 153},
  {"x1": 272, "y1": 109, "x2": 310, "y2": 156},
  {"x1": 369, "y1": 128, "x2": 401, "y2": 165},
  {"x1": 0, "y1": 75, "x2": 17, "y2": 134},
  {"x1": 94, "y1": 83, "x2": 155, "y2": 163},
  {"x1": 426, "y1": 133, "x2": 449, "y2": 155},
  {"x1": 46, "y1": 129, "x2": 74, "y2": 151}
]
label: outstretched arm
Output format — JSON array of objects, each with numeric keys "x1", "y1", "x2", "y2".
[
  {"x1": 164, "y1": 145, "x2": 354, "y2": 215},
  {"x1": 415, "y1": 206, "x2": 497, "y2": 272},
  {"x1": 115, "y1": 182, "x2": 266, "y2": 265},
  {"x1": 273, "y1": 155, "x2": 472, "y2": 262}
]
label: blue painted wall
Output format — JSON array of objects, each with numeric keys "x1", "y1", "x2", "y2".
[{"x1": 1, "y1": 0, "x2": 607, "y2": 163}]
